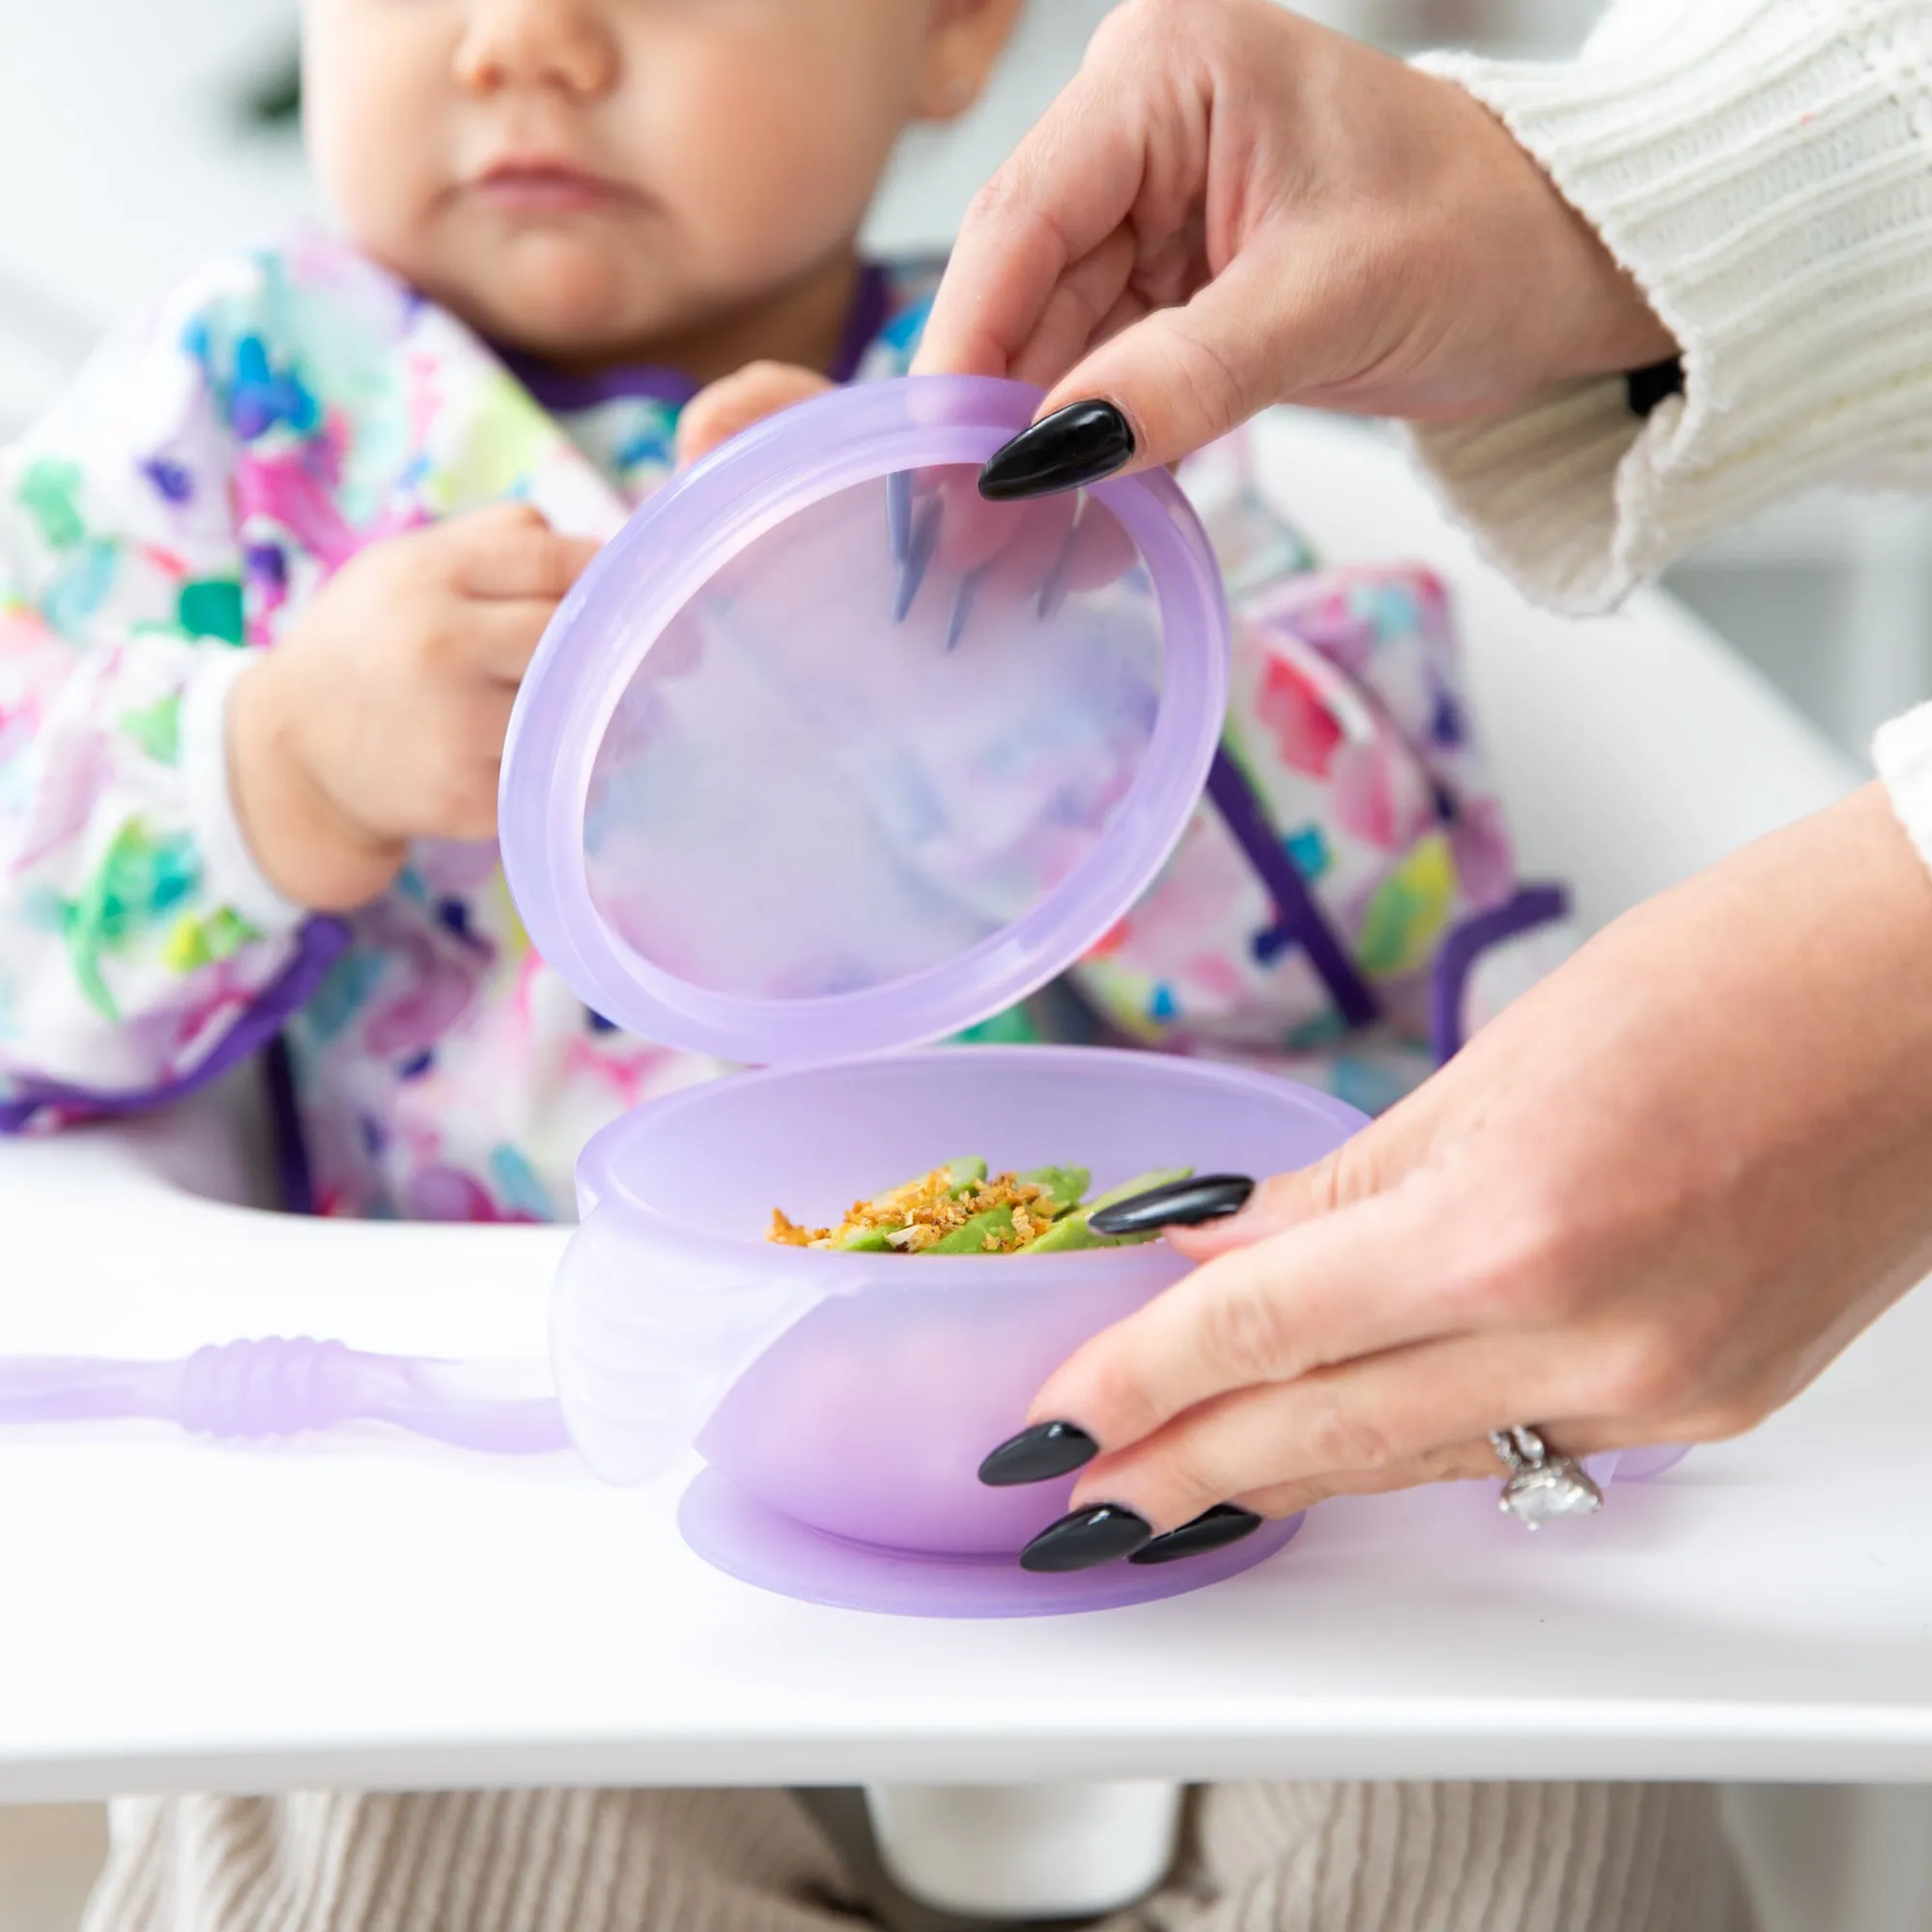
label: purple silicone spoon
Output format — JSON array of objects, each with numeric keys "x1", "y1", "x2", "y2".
[{"x1": 0, "y1": 1337, "x2": 569, "y2": 1455}]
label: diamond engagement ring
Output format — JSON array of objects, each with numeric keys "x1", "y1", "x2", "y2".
[{"x1": 1489, "y1": 1426, "x2": 1604, "y2": 1529}]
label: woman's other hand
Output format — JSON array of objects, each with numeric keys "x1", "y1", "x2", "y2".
[
  {"x1": 1008, "y1": 787, "x2": 1932, "y2": 1542},
  {"x1": 919, "y1": 0, "x2": 1677, "y2": 484}
]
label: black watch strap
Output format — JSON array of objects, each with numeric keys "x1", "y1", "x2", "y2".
[{"x1": 1625, "y1": 355, "x2": 1685, "y2": 419}]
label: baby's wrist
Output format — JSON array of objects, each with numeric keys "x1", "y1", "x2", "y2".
[{"x1": 227, "y1": 657, "x2": 405, "y2": 912}]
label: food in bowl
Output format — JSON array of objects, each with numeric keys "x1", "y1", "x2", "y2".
[{"x1": 767, "y1": 1159, "x2": 1193, "y2": 1256}]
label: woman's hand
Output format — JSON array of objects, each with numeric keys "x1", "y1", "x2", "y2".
[
  {"x1": 917, "y1": 0, "x2": 1676, "y2": 482},
  {"x1": 1003, "y1": 787, "x2": 1932, "y2": 1554},
  {"x1": 675, "y1": 358, "x2": 1139, "y2": 619},
  {"x1": 228, "y1": 502, "x2": 599, "y2": 911}
]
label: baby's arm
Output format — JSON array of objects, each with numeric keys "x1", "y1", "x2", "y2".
[
  {"x1": 0, "y1": 253, "x2": 605, "y2": 1131},
  {"x1": 0, "y1": 310, "x2": 333, "y2": 1124}
]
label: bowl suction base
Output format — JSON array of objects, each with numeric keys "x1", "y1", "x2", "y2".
[{"x1": 678, "y1": 1469, "x2": 1303, "y2": 1619}]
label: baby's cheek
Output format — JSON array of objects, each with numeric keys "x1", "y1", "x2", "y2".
[
  {"x1": 302, "y1": 4, "x2": 453, "y2": 263},
  {"x1": 660, "y1": 48, "x2": 911, "y2": 281}
]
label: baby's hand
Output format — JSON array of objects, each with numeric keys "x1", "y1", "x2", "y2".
[
  {"x1": 675, "y1": 362, "x2": 836, "y2": 468},
  {"x1": 228, "y1": 502, "x2": 601, "y2": 911}
]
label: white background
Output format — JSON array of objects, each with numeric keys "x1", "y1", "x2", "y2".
[{"x1": 0, "y1": 3, "x2": 1925, "y2": 1928}]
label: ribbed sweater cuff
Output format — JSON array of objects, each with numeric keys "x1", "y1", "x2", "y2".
[
  {"x1": 1407, "y1": 5, "x2": 1932, "y2": 613},
  {"x1": 1874, "y1": 699, "x2": 1932, "y2": 878}
]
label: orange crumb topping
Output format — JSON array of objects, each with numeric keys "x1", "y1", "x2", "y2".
[{"x1": 769, "y1": 1166, "x2": 1054, "y2": 1254}]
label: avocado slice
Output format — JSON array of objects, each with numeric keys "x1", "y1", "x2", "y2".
[
  {"x1": 1017, "y1": 1211, "x2": 1151, "y2": 1255},
  {"x1": 1086, "y1": 1166, "x2": 1195, "y2": 1213},
  {"x1": 1018, "y1": 1166, "x2": 1196, "y2": 1255},
  {"x1": 1015, "y1": 1165, "x2": 1090, "y2": 1217},
  {"x1": 927, "y1": 1203, "x2": 1021, "y2": 1255}
]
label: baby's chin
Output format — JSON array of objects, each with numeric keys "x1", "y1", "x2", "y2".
[{"x1": 420, "y1": 231, "x2": 690, "y2": 367}]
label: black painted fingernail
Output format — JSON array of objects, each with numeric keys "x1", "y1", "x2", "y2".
[
  {"x1": 1127, "y1": 1504, "x2": 1264, "y2": 1566},
  {"x1": 980, "y1": 402, "x2": 1135, "y2": 502},
  {"x1": 1018, "y1": 1503, "x2": 1152, "y2": 1573},
  {"x1": 979, "y1": 1420, "x2": 1099, "y2": 1488},
  {"x1": 1625, "y1": 355, "x2": 1684, "y2": 420},
  {"x1": 1088, "y1": 1174, "x2": 1256, "y2": 1238}
]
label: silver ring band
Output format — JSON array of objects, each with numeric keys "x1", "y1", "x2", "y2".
[{"x1": 1490, "y1": 1425, "x2": 1604, "y2": 1529}]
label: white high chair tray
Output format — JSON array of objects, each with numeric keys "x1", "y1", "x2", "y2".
[{"x1": 3, "y1": 414, "x2": 1919, "y2": 1804}]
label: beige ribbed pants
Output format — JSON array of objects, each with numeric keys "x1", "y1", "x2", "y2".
[{"x1": 81, "y1": 1782, "x2": 1753, "y2": 1932}]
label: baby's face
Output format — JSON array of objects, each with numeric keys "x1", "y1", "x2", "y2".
[{"x1": 303, "y1": 0, "x2": 1017, "y2": 367}]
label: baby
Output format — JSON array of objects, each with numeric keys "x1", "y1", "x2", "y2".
[{"x1": 0, "y1": 0, "x2": 1525, "y2": 1229}]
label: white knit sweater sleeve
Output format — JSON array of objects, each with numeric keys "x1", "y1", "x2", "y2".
[{"x1": 1407, "y1": 0, "x2": 1932, "y2": 619}]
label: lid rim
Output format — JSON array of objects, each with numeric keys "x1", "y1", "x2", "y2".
[
  {"x1": 501, "y1": 378, "x2": 1231, "y2": 1065},
  {"x1": 576, "y1": 1043, "x2": 1372, "y2": 1240}
]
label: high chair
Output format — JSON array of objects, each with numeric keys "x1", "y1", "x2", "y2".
[{"x1": 0, "y1": 411, "x2": 1919, "y2": 1932}]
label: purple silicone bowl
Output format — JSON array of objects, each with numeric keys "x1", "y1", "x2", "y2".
[{"x1": 550, "y1": 1045, "x2": 1367, "y2": 1553}]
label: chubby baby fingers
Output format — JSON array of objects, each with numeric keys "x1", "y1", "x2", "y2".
[
  {"x1": 412, "y1": 682, "x2": 520, "y2": 840},
  {"x1": 459, "y1": 597, "x2": 575, "y2": 683},
  {"x1": 676, "y1": 361, "x2": 838, "y2": 468},
  {"x1": 445, "y1": 503, "x2": 603, "y2": 602}
]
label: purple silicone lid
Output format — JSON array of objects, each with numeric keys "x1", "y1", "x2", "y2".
[{"x1": 499, "y1": 377, "x2": 1230, "y2": 1064}]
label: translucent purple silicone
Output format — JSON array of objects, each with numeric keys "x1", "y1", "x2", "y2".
[
  {"x1": 552, "y1": 1048, "x2": 1358, "y2": 1494},
  {"x1": 1605, "y1": 1442, "x2": 1693, "y2": 1482},
  {"x1": 0, "y1": 1340, "x2": 568, "y2": 1454},
  {"x1": 675, "y1": 1470, "x2": 1306, "y2": 1620},
  {"x1": 548, "y1": 1047, "x2": 1339, "y2": 1611},
  {"x1": 499, "y1": 378, "x2": 1230, "y2": 1065}
]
